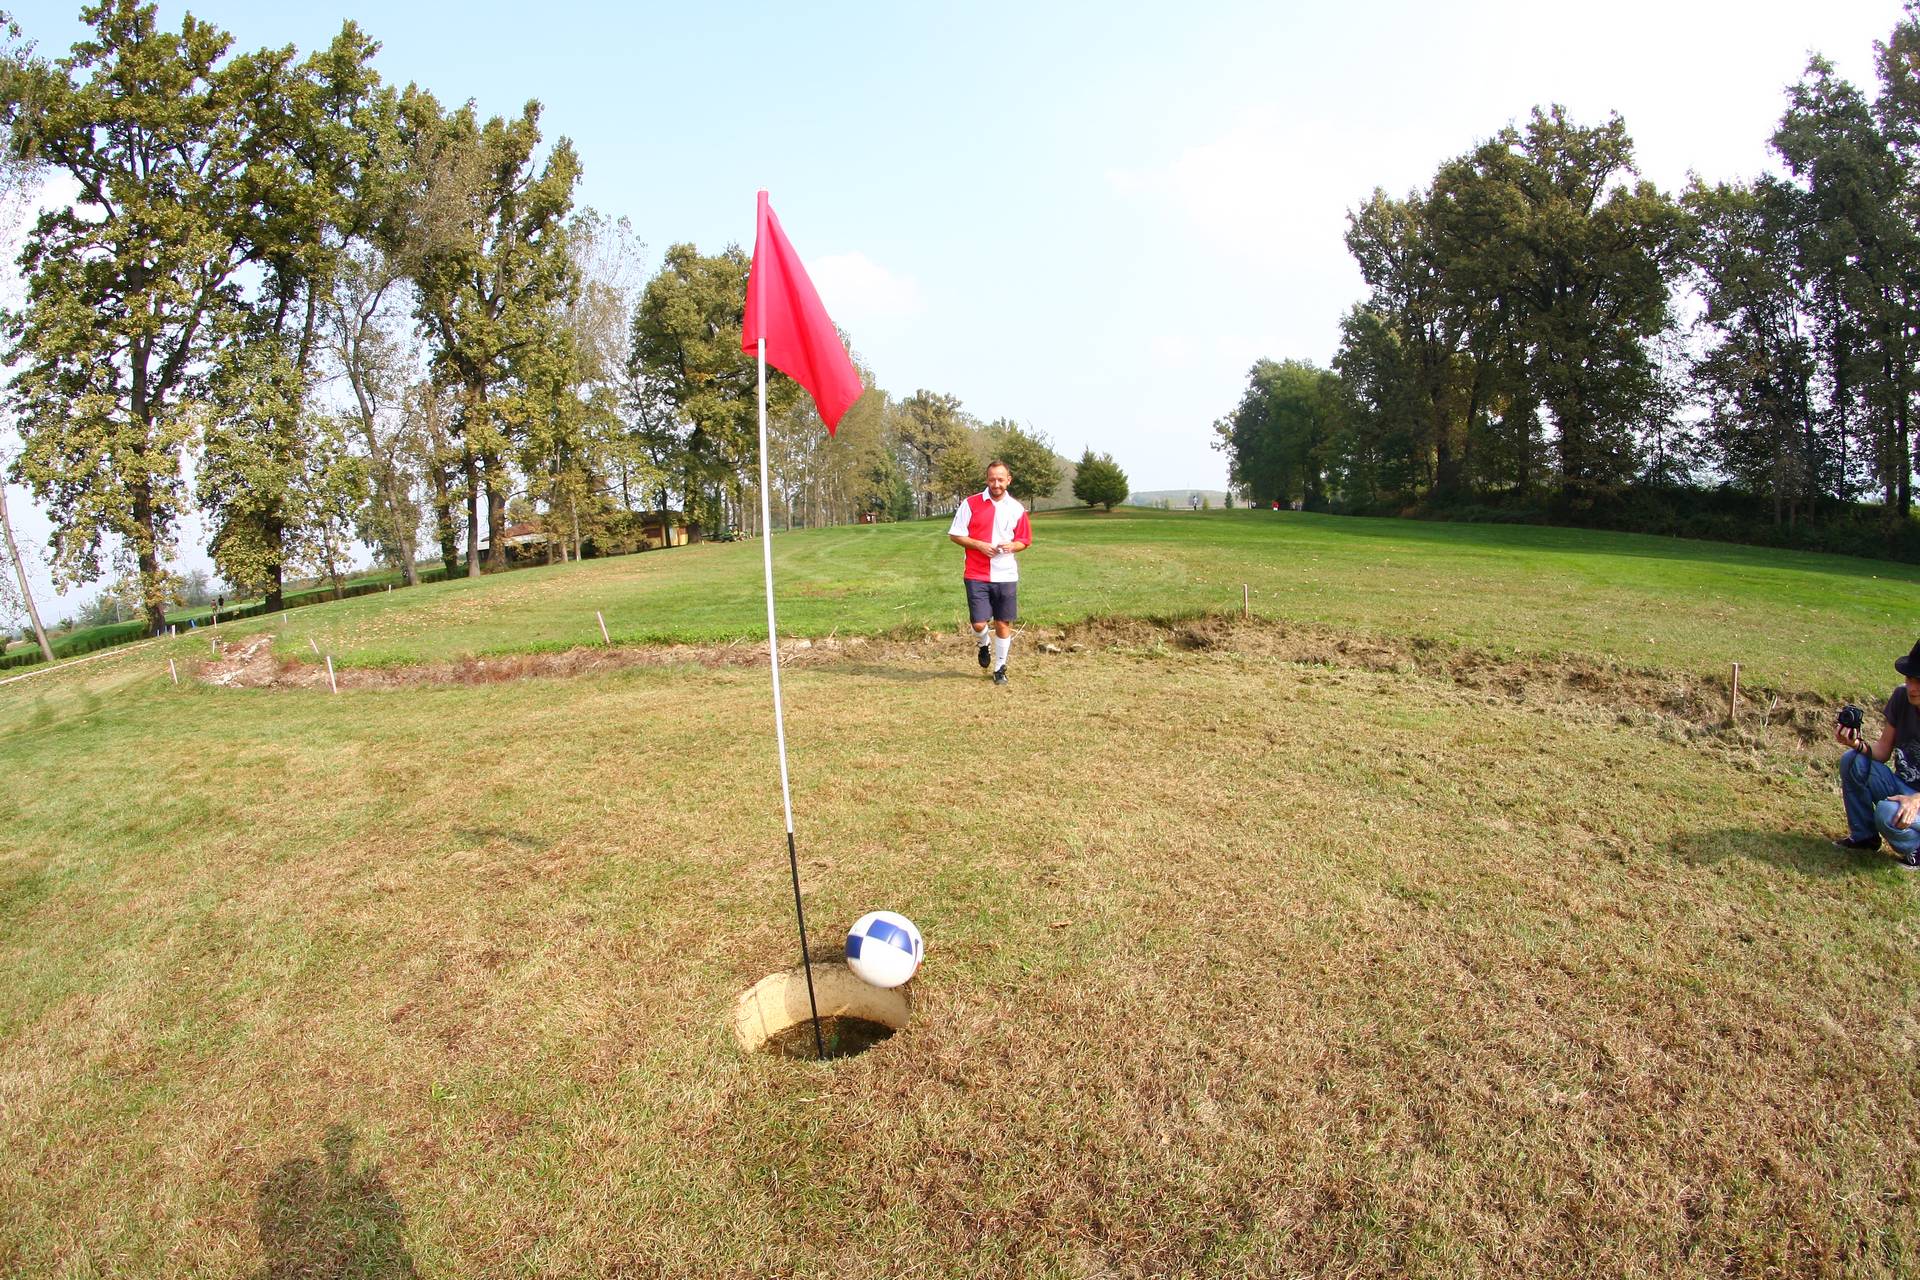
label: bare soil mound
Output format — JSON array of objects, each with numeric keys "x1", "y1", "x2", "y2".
[{"x1": 197, "y1": 614, "x2": 1841, "y2": 758}]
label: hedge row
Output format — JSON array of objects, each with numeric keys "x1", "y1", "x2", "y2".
[
  {"x1": 0, "y1": 618, "x2": 150, "y2": 671},
  {"x1": 0, "y1": 566, "x2": 461, "y2": 672},
  {"x1": 1326, "y1": 485, "x2": 1920, "y2": 565}
]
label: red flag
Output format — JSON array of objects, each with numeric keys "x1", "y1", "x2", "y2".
[{"x1": 742, "y1": 190, "x2": 864, "y2": 434}]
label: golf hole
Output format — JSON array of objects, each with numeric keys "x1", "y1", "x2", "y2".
[{"x1": 733, "y1": 962, "x2": 910, "y2": 1060}]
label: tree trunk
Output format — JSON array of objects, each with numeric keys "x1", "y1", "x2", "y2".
[
  {"x1": 0, "y1": 481, "x2": 54, "y2": 662},
  {"x1": 485, "y1": 464, "x2": 508, "y2": 572},
  {"x1": 465, "y1": 452, "x2": 483, "y2": 579},
  {"x1": 131, "y1": 479, "x2": 168, "y2": 637},
  {"x1": 428, "y1": 462, "x2": 458, "y2": 579},
  {"x1": 265, "y1": 513, "x2": 286, "y2": 612}
]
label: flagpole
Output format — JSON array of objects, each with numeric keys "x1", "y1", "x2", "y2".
[{"x1": 758, "y1": 336, "x2": 827, "y2": 1060}]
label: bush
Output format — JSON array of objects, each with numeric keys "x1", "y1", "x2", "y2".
[
  {"x1": 1073, "y1": 450, "x2": 1130, "y2": 511},
  {"x1": 1411, "y1": 485, "x2": 1920, "y2": 563}
]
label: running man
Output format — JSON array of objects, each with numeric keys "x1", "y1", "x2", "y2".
[{"x1": 948, "y1": 460, "x2": 1030, "y2": 685}]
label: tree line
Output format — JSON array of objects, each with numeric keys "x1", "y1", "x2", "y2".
[
  {"x1": 1217, "y1": 7, "x2": 1920, "y2": 560},
  {"x1": 0, "y1": 1, "x2": 1082, "y2": 640}
]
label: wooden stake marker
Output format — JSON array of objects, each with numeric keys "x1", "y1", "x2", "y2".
[
  {"x1": 1243, "y1": 584, "x2": 1250, "y2": 620},
  {"x1": 309, "y1": 636, "x2": 319, "y2": 655},
  {"x1": 597, "y1": 610, "x2": 610, "y2": 645},
  {"x1": 326, "y1": 655, "x2": 338, "y2": 695},
  {"x1": 168, "y1": 659, "x2": 178, "y2": 685},
  {"x1": 1729, "y1": 662, "x2": 1741, "y2": 723}
]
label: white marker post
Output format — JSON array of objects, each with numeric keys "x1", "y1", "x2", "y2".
[
  {"x1": 326, "y1": 655, "x2": 338, "y2": 695},
  {"x1": 597, "y1": 611, "x2": 610, "y2": 645},
  {"x1": 309, "y1": 636, "x2": 319, "y2": 655},
  {"x1": 169, "y1": 659, "x2": 178, "y2": 685},
  {"x1": 758, "y1": 335, "x2": 825, "y2": 1060}
]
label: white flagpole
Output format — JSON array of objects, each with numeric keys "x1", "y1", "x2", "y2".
[{"x1": 758, "y1": 336, "x2": 826, "y2": 1059}]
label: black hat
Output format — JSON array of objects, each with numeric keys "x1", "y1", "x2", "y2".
[{"x1": 1898, "y1": 640, "x2": 1920, "y2": 678}]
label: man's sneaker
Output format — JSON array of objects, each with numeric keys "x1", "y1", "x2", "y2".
[
  {"x1": 977, "y1": 643, "x2": 992, "y2": 669},
  {"x1": 1833, "y1": 833, "x2": 1883, "y2": 851},
  {"x1": 1900, "y1": 847, "x2": 1920, "y2": 871},
  {"x1": 992, "y1": 664, "x2": 1008, "y2": 685}
]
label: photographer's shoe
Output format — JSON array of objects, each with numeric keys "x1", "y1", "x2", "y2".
[{"x1": 1832, "y1": 833, "x2": 1883, "y2": 851}]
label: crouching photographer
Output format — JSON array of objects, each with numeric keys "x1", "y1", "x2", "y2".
[{"x1": 1833, "y1": 639, "x2": 1920, "y2": 869}]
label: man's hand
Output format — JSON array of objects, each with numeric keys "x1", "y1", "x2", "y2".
[
  {"x1": 1836, "y1": 724, "x2": 1864, "y2": 751},
  {"x1": 1894, "y1": 794, "x2": 1920, "y2": 830}
]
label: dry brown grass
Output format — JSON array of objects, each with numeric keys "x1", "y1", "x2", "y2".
[{"x1": 2, "y1": 634, "x2": 1916, "y2": 1277}]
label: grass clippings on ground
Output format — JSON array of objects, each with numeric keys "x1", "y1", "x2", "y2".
[{"x1": 3, "y1": 628, "x2": 1916, "y2": 1277}]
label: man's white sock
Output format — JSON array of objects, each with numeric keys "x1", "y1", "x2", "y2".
[
  {"x1": 992, "y1": 635, "x2": 1010, "y2": 668},
  {"x1": 976, "y1": 629, "x2": 990, "y2": 648}
]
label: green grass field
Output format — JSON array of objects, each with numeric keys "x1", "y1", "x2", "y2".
[
  {"x1": 3, "y1": 509, "x2": 1917, "y2": 1277},
  {"x1": 220, "y1": 508, "x2": 1920, "y2": 699}
]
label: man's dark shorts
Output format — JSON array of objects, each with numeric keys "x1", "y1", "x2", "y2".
[{"x1": 965, "y1": 579, "x2": 1018, "y2": 623}]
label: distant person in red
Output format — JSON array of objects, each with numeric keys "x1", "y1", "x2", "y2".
[
  {"x1": 1271, "y1": 500, "x2": 1279, "y2": 510},
  {"x1": 947, "y1": 460, "x2": 1030, "y2": 686}
]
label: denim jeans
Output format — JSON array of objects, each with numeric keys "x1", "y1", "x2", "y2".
[{"x1": 1839, "y1": 749, "x2": 1920, "y2": 853}]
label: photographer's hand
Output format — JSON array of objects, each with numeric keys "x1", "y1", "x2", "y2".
[{"x1": 1895, "y1": 794, "x2": 1920, "y2": 830}]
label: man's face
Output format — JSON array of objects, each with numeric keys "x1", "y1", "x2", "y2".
[
  {"x1": 1906, "y1": 675, "x2": 1920, "y2": 708},
  {"x1": 986, "y1": 466, "x2": 1010, "y2": 499}
]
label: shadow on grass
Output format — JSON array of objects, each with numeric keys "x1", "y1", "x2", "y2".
[
  {"x1": 257, "y1": 1123, "x2": 416, "y2": 1279},
  {"x1": 1670, "y1": 828, "x2": 1892, "y2": 878},
  {"x1": 826, "y1": 662, "x2": 977, "y2": 684}
]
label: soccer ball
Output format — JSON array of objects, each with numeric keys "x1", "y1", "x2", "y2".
[{"x1": 845, "y1": 910, "x2": 923, "y2": 989}]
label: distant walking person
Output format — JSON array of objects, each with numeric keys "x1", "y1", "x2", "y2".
[
  {"x1": 1833, "y1": 637, "x2": 1920, "y2": 868},
  {"x1": 948, "y1": 460, "x2": 1030, "y2": 685}
]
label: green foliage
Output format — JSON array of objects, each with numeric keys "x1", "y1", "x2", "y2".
[
  {"x1": 3, "y1": 4, "x2": 389, "y2": 634},
  {"x1": 1072, "y1": 449, "x2": 1129, "y2": 510},
  {"x1": 629, "y1": 241, "x2": 798, "y2": 533},
  {"x1": 987, "y1": 420, "x2": 1064, "y2": 508},
  {"x1": 406, "y1": 91, "x2": 582, "y2": 574},
  {"x1": 1215, "y1": 359, "x2": 1345, "y2": 508}
]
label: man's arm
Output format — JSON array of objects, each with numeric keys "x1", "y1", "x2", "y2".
[
  {"x1": 1839, "y1": 719, "x2": 1897, "y2": 761},
  {"x1": 950, "y1": 533, "x2": 997, "y2": 556}
]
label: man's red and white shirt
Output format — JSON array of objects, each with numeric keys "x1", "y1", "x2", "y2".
[{"x1": 949, "y1": 490, "x2": 1031, "y2": 582}]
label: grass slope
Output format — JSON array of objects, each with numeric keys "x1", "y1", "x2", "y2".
[
  {"x1": 2, "y1": 512, "x2": 1918, "y2": 1276},
  {"x1": 233, "y1": 508, "x2": 1919, "y2": 698}
]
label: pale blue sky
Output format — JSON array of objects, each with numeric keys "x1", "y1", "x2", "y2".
[{"x1": 0, "y1": 0, "x2": 1907, "y2": 618}]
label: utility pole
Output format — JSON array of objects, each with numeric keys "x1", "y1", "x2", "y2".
[{"x1": 0, "y1": 478, "x2": 54, "y2": 663}]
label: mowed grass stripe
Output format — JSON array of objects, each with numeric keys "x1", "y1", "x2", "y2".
[
  {"x1": 0, "y1": 643, "x2": 1914, "y2": 1275},
  {"x1": 165, "y1": 508, "x2": 1920, "y2": 699}
]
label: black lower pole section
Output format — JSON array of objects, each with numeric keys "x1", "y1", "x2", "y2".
[{"x1": 786, "y1": 829, "x2": 826, "y2": 1060}]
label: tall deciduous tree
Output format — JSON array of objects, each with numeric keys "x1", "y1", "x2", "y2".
[
  {"x1": 1686, "y1": 178, "x2": 1821, "y2": 524},
  {"x1": 1214, "y1": 359, "x2": 1345, "y2": 508},
  {"x1": 405, "y1": 92, "x2": 580, "y2": 574},
  {"x1": 893, "y1": 389, "x2": 969, "y2": 517},
  {"x1": 3, "y1": 1, "x2": 297, "y2": 634},
  {"x1": 1448, "y1": 108, "x2": 1690, "y2": 491},
  {"x1": 628, "y1": 242, "x2": 796, "y2": 535},
  {"x1": 987, "y1": 420, "x2": 1064, "y2": 509},
  {"x1": 196, "y1": 23, "x2": 386, "y2": 610}
]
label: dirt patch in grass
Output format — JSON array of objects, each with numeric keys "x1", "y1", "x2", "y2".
[{"x1": 200, "y1": 612, "x2": 1846, "y2": 756}]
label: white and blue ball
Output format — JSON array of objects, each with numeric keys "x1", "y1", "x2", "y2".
[{"x1": 845, "y1": 910, "x2": 923, "y2": 989}]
